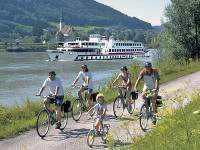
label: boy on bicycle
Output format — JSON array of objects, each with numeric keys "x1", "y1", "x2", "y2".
[
  {"x1": 134, "y1": 62, "x2": 160, "y2": 124},
  {"x1": 88, "y1": 93, "x2": 107, "y2": 135},
  {"x1": 36, "y1": 71, "x2": 64, "y2": 129}
]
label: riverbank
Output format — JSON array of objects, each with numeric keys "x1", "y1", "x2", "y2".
[
  {"x1": 1, "y1": 61, "x2": 200, "y2": 139},
  {"x1": 0, "y1": 42, "x2": 47, "y2": 52}
]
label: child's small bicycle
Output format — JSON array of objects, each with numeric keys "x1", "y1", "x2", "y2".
[{"x1": 87, "y1": 116, "x2": 110, "y2": 147}]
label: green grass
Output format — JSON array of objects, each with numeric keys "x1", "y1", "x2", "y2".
[
  {"x1": 128, "y1": 91, "x2": 200, "y2": 150},
  {"x1": 1, "y1": 60, "x2": 200, "y2": 139}
]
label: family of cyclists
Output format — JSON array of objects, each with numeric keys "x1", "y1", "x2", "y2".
[{"x1": 36, "y1": 61, "x2": 160, "y2": 131}]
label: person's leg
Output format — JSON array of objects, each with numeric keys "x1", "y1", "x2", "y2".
[
  {"x1": 55, "y1": 96, "x2": 64, "y2": 129},
  {"x1": 44, "y1": 97, "x2": 53, "y2": 112},
  {"x1": 87, "y1": 89, "x2": 93, "y2": 109},
  {"x1": 78, "y1": 86, "x2": 85, "y2": 99}
]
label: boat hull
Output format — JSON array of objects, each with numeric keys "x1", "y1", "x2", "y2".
[{"x1": 46, "y1": 50, "x2": 145, "y2": 61}]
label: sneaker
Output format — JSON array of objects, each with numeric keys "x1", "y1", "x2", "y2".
[{"x1": 55, "y1": 122, "x2": 61, "y2": 129}]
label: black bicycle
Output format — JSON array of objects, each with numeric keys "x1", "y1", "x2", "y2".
[
  {"x1": 71, "y1": 86, "x2": 99, "y2": 121},
  {"x1": 113, "y1": 85, "x2": 138, "y2": 118},
  {"x1": 36, "y1": 95, "x2": 71, "y2": 138},
  {"x1": 139, "y1": 89, "x2": 162, "y2": 131}
]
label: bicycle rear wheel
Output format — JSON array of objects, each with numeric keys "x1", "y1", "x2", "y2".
[
  {"x1": 113, "y1": 96, "x2": 125, "y2": 118},
  {"x1": 72, "y1": 98, "x2": 83, "y2": 121},
  {"x1": 36, "y1": 109, "x2": 50, "y2": 138},
  {"x1": 60, "y1": 111, "x2": 68, "y2": 130},
  {"x1": 139, "y1": 104, "x2": 148, "y2": 132},
  {"x1": 87, "y1": 129, "x2": 95, "y2": 147}
]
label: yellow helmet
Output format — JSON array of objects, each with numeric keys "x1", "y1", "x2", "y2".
[{"x1": 96, "y1": 93, "x2": 104, "y2": 101}]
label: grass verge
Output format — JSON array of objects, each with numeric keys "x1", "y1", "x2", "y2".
[{"x1": 128, "y1": 90, "x2": 200, "y2": 150}]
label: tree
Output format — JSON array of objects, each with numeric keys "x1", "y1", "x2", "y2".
[{"x1": 164, "y1": 0, "x2": 200, "y2": 60}]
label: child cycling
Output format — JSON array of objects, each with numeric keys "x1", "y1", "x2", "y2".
[{"x1": 88, "y1": 93, "x2": 107, "y2": 135}]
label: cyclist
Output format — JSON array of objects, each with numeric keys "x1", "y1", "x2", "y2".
[
  {"x1": 112, "y1": 66, "x2": 133, "y2": 114},
  {"x1": 134, "y1": 62, "x2": 160, "y2": 124},
  {"x1": 88, "y1": 93, "x2": 107, "y2": 135},
  {"x1": 72, "y1": 64, "x2": 93, "y2": 109},
  {"x1": 36, "y1": 71, "x2": 64, "y2": 129}
]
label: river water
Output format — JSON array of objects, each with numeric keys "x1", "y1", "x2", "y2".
[{"x1": 0, "y1": 52, "x2": 151, "y2": 106}]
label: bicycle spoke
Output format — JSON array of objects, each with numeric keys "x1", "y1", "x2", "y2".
[
  {"x1": 72, "y1": 99, "x2": 82, "y2": 121},
  {"x1": 139, "y1": 104, "x2": 148, "y2": 131},
  {"x1": 36, "y1": 109, "x2": 50, "y2": 138},
  {"x1": 113, "y1": 96, "x2": 124, "y2": 118},
  {"x1": 60, "y1": 111, "x2": 68, "y2": 130}
]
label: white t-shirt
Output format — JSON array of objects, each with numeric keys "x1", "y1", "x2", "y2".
[
  {"x1": 42, "y1": 77, "x2": 64, "y2": 96},
  {"x1": 94, "y1": 103, "x2": 107, "y2": 117},
  {"x1": 77, "y1": 71, "x2": 93, "y2": 89}
]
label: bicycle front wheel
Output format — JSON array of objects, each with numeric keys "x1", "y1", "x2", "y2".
[
  {"x1": 60, "y1": 111, "x2": 68, "y2": 130},
  {"x1": 139, "y1": 104, "x2": 148, "y2": 132},
  {"x1": 87, "y1": 129, "x2": 95, "y2": 147},
  {"x1": 101, "y1": 125, "x2": 109, "y2": 142},
  {"x1": 36, "y1": 109, "x2": 50, "y2": 138},
  {"x1": 72, "y1": 99, "x2": 83, "y2": 121},
  {"x1": 113, "y1": 96, "x2": 124, "y2": 118}
]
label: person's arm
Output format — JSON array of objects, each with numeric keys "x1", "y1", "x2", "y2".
[
  {"x1": 36, "y1": 86, "x2": 45, "y2": 96},
  {"x1": 126, "y1": 73, "x2": 131, "y2": 85},
  {"x1": 72, "y1": 72, "x2": 81, "y2": 86},
  {"x1": 54, "y1": 86, "x2": 59, "y2": 96},
  {"x1": 36, "y1": 79, "x2": 47, "y2": 96},
  {"x1": 134, "y1": 71, "x2": 143, "y2": 91},
  {"x1": 155, "y1": 71, "x2": 160, "y2": 91},
  {"x1": 112, "y1": 73, "x2": 121, "y2": 86},
  {"x1": 87, "y1": 104, "x2": 96, "y2": 115}
]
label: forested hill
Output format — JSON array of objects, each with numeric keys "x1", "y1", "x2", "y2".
[{"x1": 0, "y1": 0, "x2": 152, "y2": 33}]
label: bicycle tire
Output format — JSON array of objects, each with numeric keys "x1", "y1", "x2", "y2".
[
  {"x1": 87, "y1": 129, "x2": 95, "y2": 147},
  {"x1": 113, "y1": 96, "x2": 125, "y2": 118},
  {"x1": 72, "y1": 98, "x2": 83, "y2": 121},
  {"x1": 101, "y1": 125, "x2": 109, "y2": 142},
  {"x1": 139, "y1": 104, "x2": 148, "y2": 132},
  {"x1": 60, "y1": 111, "x2": 68, "y2": 130},
  {"x1": 36, "y1": 109, "x2": 50, "y2": 138}
]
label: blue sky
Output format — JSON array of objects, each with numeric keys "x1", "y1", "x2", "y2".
[{"x1": 95, "y1": 0, "x2": 171, "y2": 26}]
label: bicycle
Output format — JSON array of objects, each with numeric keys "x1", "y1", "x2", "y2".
[
  {"x1": 112, "y1": 85, "x2": 138, "y2": 118},
  {"x1": 36, "y1": 95, "x2": 70, "y2": 138},
  {"x1": 71, "y1": 85, "x2": 99, "y2": 121},
  {"x1": 87, "y1": 116, "x2": 110, "y2": 147},
  {"x1": 139, "y1": 89, "x2": 162, "y2": 131}
]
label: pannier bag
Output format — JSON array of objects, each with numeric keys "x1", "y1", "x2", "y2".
[
  {"x1": 62, "y1": 101, "x2": 71, "y2": 112},
  {"x1": 131, "y1": 91, "x2": 138, "y2": 100},
  {"x1": 91, "y1": 92, "x2": 99, "y2": 102}
]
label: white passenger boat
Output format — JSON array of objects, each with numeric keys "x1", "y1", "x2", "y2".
[{"x1": 47, "y1": 34, "x2": 145, "y2": 61}]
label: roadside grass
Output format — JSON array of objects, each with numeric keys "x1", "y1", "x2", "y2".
[
  {"x1": 1, "y1": 60, "x2": 200, "y2": 139},
  {"x1": 127, "y1": 90, "x2": 200, "y2": 150}
]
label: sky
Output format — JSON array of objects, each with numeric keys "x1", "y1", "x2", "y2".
[{"x1": 95, "y1": 0, "x2": 171, "y2": 26}]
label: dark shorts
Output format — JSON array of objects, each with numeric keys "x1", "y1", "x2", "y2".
[
  {"x1": 47, "y1": 95, "x2": 64, "y2": 106},
  {"x1": 82, "y1": 85, "x2": 93, "y2": 94}
]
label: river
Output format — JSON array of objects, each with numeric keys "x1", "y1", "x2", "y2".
[{"x1": 0, "y1": 52, "x2": 151, "y2": 106}]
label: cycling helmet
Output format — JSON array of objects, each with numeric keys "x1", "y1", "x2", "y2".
[
  {"x1": 96, "y1": 93, "x2": 104, "y2": 101},
  {"x1": 120, "y1": 66, "x2": 128, "y2": 71},
  {"x1": 144, "y1": 62, "x2": 152, "y2": 68},
  {"x1": 81, "y1": 64, "x2": 87, "y2": 68},
  {"x1": 49, "y1": 71, "x2": 56, "y2": 76}
]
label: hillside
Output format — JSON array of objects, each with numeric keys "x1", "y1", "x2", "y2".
[{"x1": 0, "y1": 0, "x2": 152, "y2": 38}]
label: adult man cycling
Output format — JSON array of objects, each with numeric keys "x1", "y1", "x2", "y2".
[
  {"x1": 36, "y1": 71, "x2": 64, "y2": 129},
  {"x1": 72, "y1": 64, "x2": 93, "y2": 109},
  {"x1": 134, "y1": 62, "x2": 160, "y2": 124},
  {"x1": 112, "y1": 66, "x2": 133, "y2": 114}
]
